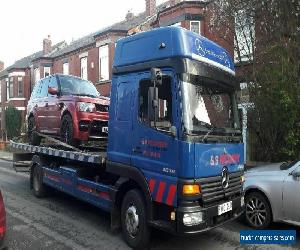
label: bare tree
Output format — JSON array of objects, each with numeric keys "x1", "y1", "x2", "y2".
[{"x1": 207, "y1": 0, "x2": 300, "y2": 161}]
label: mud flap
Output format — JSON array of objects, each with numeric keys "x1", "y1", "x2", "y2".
[{"x1": 110, "y1": 206, "x2": 121, "y2": 233}]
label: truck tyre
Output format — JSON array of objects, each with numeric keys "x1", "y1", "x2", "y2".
[
  {"x1": 32, "y1": 165, "x2": 48, "y2": 198},
  {"x1": 28, "y1": 117, "x2": 41, "y2": 146},
  {"x1": 60, "y1": 114, "x2": 79, "y2": 147},
  {"x1": 245, "y1": 191, "x2": 272, "y2": 229},
  {"x1": 121, "y1": 189, "x2": 150, "y2": 249}
]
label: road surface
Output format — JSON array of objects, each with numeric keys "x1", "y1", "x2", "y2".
[{"x1": 0, "y1": 159, "x2": 299, "y2": 249}]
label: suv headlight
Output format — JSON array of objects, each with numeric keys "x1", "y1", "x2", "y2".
[{"x1": 78, "y1": 102, "x2": 95, "y2": 113}]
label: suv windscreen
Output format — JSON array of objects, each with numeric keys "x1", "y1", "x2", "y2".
[{"x1": 58, "y1": 75, "x2": 100, "y2": 98}]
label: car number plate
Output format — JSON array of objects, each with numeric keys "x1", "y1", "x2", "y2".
[
  {"x1": 218, "y1": 201, "x2": 232, "y2": 215},
  {"x1": 102, "y1": 127, "x2": 108, "y2": 133}
]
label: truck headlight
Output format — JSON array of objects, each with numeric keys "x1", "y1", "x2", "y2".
[
  {"x1": 183, "y1": 212, "x2": 203, "y2": 226},
  {"x1": 78, "y1": 102, "x2": 95, "y2": 113}
]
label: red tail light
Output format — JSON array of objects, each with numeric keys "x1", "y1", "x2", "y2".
[{"x1": 0, "y1": 190, "x2": 6, "y2": 239}]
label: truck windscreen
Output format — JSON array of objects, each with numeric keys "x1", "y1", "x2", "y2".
[{"x1": 181, "y1": 74, "x2": 241, "y2": 136}]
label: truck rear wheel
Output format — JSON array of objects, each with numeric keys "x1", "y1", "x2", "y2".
[
  {"x1": 121, "y1": 189, "x2": 150, "y2": 249},
  {"x1": 32, "y1": 165, "x2": 48, "y2": 198}
]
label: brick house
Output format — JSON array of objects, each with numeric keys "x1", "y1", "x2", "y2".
[{"x1": 0, "y1": 0, "x2": 235, "y2": 134}]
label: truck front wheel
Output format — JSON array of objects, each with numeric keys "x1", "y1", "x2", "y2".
[
  {"x1": 121, "y1": 189, "x2": 150, "y2": 249},
  {"x1": 32, "y1": 165, "x2": 48, "y2": 198}
]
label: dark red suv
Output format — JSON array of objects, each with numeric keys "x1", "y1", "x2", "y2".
[{"x1": 27, "y1": 74, "x2": 109, "y2": 147}]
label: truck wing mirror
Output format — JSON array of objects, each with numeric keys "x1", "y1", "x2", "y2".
[
  {"x1": 148, "y1": 87, "x2": 158, "y2": 121},
  {"x1": 48, "y1": 87, "x2": 58, "y2": 95},
  {"x1": 151, "y1": 68, "x2": 163, "y2": 86}
]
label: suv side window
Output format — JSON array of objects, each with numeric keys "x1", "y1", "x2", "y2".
[
  {"x1": 139, "y1": 76, "x2": 172, "y2": 132},
  {"x1": 48, "y1": 76, "x2": 58, "y2": 97}
]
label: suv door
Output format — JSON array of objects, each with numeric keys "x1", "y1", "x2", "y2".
[
  {"x1": 46, "y1": 76, "x2": 61, "y2": 134},
  {"x1": 37, "y1": 79, "x2": 50, "y2": 132}
]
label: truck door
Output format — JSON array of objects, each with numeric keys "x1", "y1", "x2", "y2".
[{"x1": 131, "y1": 71, "x2": 178, "y2": 205}]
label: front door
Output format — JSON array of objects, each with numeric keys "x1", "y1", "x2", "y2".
[
  {"x1": 282, "y1": 164, "x2": 300, "y2": 222},
  {"x1": 37, "y1": 79, "x2": 49, "y2": 132},
  {"x1": 46, "y1": 76, "x2": 61, "y2": 134},
  {"x1": 131, "y1": 71, "x2": 179, "y2": 206}
]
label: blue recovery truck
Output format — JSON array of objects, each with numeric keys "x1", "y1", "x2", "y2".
[{"x1": 11, "y1": 27, "x2": 245, "y2": 249}]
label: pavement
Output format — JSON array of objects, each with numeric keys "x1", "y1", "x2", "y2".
[
  {"x1": 0, "y1": 157, "x2": 299, "y2": 249},
  {"x1": 0, "y1": 151, "x2": 12, "y2": 162}
]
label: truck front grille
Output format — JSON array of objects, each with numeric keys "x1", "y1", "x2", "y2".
[{"x1": 200, "y1": 171, "x2": 243, "y2": 207}]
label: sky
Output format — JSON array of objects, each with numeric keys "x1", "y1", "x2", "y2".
[{"x1": 0, "y1": 0, "x2": 167, "y2": 67}]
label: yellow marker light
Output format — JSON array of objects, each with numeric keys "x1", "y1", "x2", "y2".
[{"x1": 183, "y1": 184, "x2": 201, "y2": 195}]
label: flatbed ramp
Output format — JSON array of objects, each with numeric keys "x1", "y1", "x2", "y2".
[{"x1": 10, "y1": 141, "x2": 106, "y2": 165}]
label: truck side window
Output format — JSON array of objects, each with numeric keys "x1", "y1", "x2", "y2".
[{"x1": 139, "y1": 76, "x2": 172, "y2": 131}]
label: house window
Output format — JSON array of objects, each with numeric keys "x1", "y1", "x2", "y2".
[
  {"x1": 63, "y1": 62, "x2": 69, "y2": 75},
  {"x1": 34, "y1": 68, "x2": 40, "y2": 83},
  {"x1": 234, "y1": 10, "x2": 254, "y2": 63},
  {"x1": 99, "y1": 45, "x2": 109, "y2": 82},
  {"x1": 9, "y1": 77, "x2": 13, "y2": 99},
  {"x1": 190, "y1": 21, "x2": 201, "y2": 34},
  {"x1": 18, "y1": 77, "x2": 24, "y2": 97},
  {"x1": 80, "y1": 57, "x2": 88, "y2": 80},
  {"x1": 44, "y1": 67, "x2": 51, "y2": 77}
]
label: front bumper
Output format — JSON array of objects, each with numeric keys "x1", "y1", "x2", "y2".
[
  {"x1": 73, "y1": 111, "x2": 108, "y2": 141},
  {"x1": 176, "y1": 196, "x2": 244, "y2": 234},
  {"x1": 150, "y1": 195, "x2": 244, "y2": 235}
]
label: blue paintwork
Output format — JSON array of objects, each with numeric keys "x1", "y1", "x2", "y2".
[
  {"x1": 114, "y1": 26, "x2": 235, "y2": 74},
  {"x1": 43, "y1": 166, "x2": 112, "y2": 212}
]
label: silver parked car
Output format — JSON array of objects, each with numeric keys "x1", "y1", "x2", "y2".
[{"x1": 244, "y1": 160, "x2": 300, "y2": 228}]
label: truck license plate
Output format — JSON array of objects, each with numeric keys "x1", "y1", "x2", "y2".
[
  {"x1": 218, "y1": 201, "x2": 232, "y2": 215},
  {"x1": 102, "y1": 127, "x2": 108, "y2": 133}
]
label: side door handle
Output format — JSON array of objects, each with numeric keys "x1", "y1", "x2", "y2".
[
  {"x1": 133, "y1": 146, "x2": 142, "y2": 154},
  {"x1": 45, "y1": 103, "x2": 49, "y2": 108}
]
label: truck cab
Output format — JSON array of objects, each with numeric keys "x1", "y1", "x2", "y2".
[{"x1": 108, "y1": 27, "x2": 244, "y2": 236}]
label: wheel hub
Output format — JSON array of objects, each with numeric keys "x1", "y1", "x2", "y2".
[
  {"x1": 246, "y1": 197, "x2": 267, "y2": 227},
  {"x1": 125, "y1": 205, "x2": 139, "y2": 237}
]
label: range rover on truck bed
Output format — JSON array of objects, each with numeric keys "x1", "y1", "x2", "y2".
[{"x1": 27, "y1": 74, "x2": 109, "y2": 147}]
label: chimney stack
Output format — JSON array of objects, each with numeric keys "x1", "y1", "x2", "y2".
[
  {"x1": 43, "y1": 35, "x2": 52, "y2": 55},
  {"x1": 126, "y1": 10, "x2": 134, "y2": 21},
  {"x1": 0, "y1": 61, "x2": 4, "y2": 72},
  {"x1": 145, "y1": 0, "x2": 156, "y2": 17}
]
